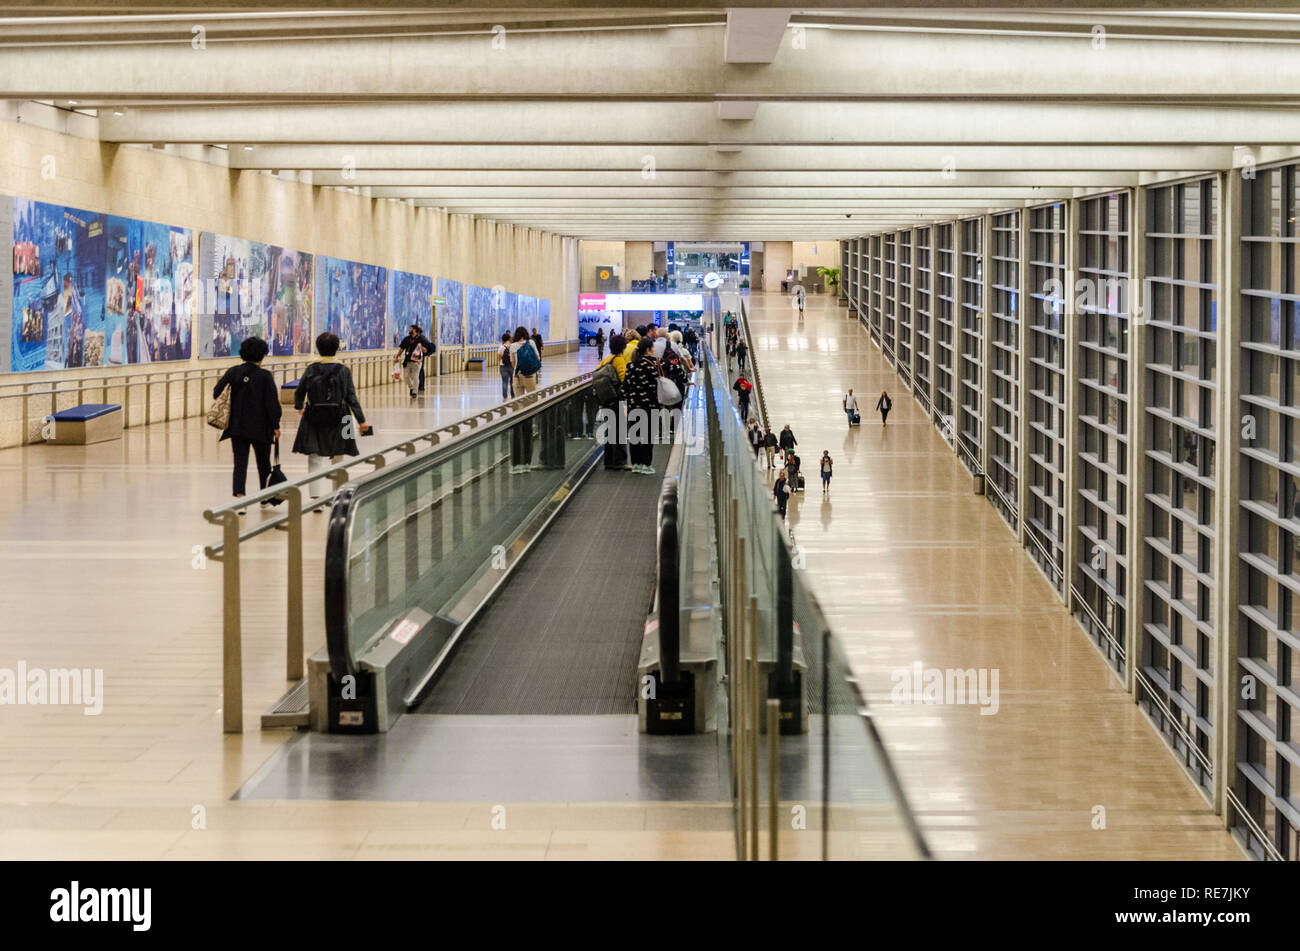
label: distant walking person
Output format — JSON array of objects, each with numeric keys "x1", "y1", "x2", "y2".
[
  {"x1": 795, "y1": 284, "x2": 806, "y2": 319},
  {"x1": 294, "y1": 332, "x2": 372, "y2": 501},
  {"x1": 511, "y1": 326, "x2": 542, "y2": 394},
  {"x1": 778, "y1": 424, "x2": 798, "y2": 457},
  {"x1": 876, "y1": 390, "x2": 893, "y2": 426},
  {"x1": 762, "y1": 426, "x2": 778, "y2": 469},
  {"x1": 736, "y1": 338, "x2": 748, "y2": 372},
  {"x1": 733, "y1": 371, "x2": 753, "y2": 421},
  {"x1": 595, "y1": 327, "x2": 605, "y2": 360},
  {"x1": 394, "y1": 323, "x2": 435, "y2": 399},
  {"x1": 748, "y1": 420, "x2": 763, "y2": 461},
  {"x1": 820, "y1": 451, "x2": 833, "y2": 494},
  {"x1": 213, "y1": 336, "x2": 281, "y2": 512},
  {"x1": 843, "y1": 388, "x2": 859, "y2": 427},
  {"x1": 773, "y1": 472, "x2": 790, "y2": 519},
  {"x1": 498, "y1": 332, "x2": 515, "y2": 400}
]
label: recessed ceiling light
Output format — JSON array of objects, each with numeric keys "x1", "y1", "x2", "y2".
[
  {"x1": 113, "y1": 110, "x2": 124, "y2": 117},
  {"x1": 68, "y1": 100, "x2": 78, "y2": 106},
  {"x1": 243, "y1": 145, "x2": 254, "y2": 151}
]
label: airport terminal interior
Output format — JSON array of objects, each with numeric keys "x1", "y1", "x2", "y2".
[{"x1": 0, "y1": 3, "x2": 1298, "y2": 868}]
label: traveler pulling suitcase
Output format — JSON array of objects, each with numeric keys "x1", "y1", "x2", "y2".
[{"x1": 851, "y1": 411, "x2": 861, "y2": 425}]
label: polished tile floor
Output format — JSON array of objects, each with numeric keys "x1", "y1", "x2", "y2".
[
  {"x1": 0, "y1": 348, "x2": 732, "y2": 861},
  {"x1": 743, "y1": 291, "x2": 1242, "y2": 860}
]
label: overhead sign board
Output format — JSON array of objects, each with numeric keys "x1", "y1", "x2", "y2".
[{"x1": 579, "y1": 293, "x2": 704, "y2": 312}]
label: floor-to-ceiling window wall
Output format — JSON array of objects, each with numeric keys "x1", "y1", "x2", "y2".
[
  {"x1": 1074, "y1": 192, "x2": 1132, "y2": 677},
  {"x1": 1237, "y1": 159, "x2": 1300, "y2": 861},
  {"x1": 914, "y1": 227, "x2": 933, "y2": 415},
  {"x1": 898, "y1": 229, "x2": 914, "y2": 390},
  {"x1": 989, "y1": 211, "x2": 1021, "y2": 530},
  {"x1": 870, "y1": 235, "x2": 883, "y2": 345},
  {"x1": 884, "y1": 232, "x2": 898, "y2": 363},
  {"x1": 1026, "y1": 203, "x2": 1068, "y2": 594},
  {"x1": 958, "y1": 217, "x2": 985, "y2": 470},
  {"x1": 1139, "y1": 177, "x2": 1221, "y2": 799},
  {"x1": 935, "y1": 223, "x2": 958, "y2": 438}
]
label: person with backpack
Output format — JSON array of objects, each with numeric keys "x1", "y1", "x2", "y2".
[
  {"x1": 785, "y1": 451, "x2": 802, "y2": 493},
  {"x1": 733, "y1": 371, "x2": 753, "y2": 421},
  {"x1": 735, "y1": 338, "x2": 748, "y2": 372},
  {"x1": 294, "y1": 332, "x2": 372, "y2": 501},
  {"x1": 762, "y1": 426, "x2": 778, "y2": 469},
  {"x1": 773, "y1": 471, "x2": 790, "y2": 520},
  {"x1": 394, "y1": 323, "x2": 435, "y2": 399},
  {"x1": 213, "y1": 336, "x2": 280, "y2": 512},
  {"x1": 622, "y1": 337, "x2": 662, "y2": 474},
  {"x1": 511, "y1": 325, "x2": 542, "y2": 393},
  {"x1": 876, "y1": 389, "x2": 894, "y2": 426},
  {"x1": 498, "y1": 331, "x2": 515, "y2": 400},
  {"x1": 819, "y1": 451, "x2": 833, "y2": 495},
  {"x1": 683, "y1": 325, "x2": 698, "y2": 360},
  {"x1": 843, "y1": 388, "x2": 860, "y2": 427},
  {"x1": 594, "y1": 333, "x2": 629, "y2": 470}
]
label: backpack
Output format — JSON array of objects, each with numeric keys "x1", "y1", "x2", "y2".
[
  {"x1": 515, "y1": 341, "x2": 541, "y2": 376},
  {"x1": 501, "y1": 345, "x2": 513, "y2": 370},
  {"x1": 592, "y1": 360, "x2": 621, "y2": 405},
  {"x1": 305, "y1": 364, "x2": 346, "y2": 427}
]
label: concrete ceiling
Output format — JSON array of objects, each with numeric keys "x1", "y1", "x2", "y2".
[{"x1": 2, "y1": 5, "x2": 1299, "y2": 240}]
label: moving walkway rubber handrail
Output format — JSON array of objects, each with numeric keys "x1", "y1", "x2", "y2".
[
  {"x1": 322, "y1": 373, "x2": 595, "y2": 679},
  {"x1": 657, "y1": 480, "x2": 681, "y2": 685}
]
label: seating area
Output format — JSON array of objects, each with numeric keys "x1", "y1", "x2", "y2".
[
  {"x1": 280, "y1": 380, "x2": 300, "y2": 405},
  {"x1": 46, "y1": 402, "x2": 123, "y2": 445}
]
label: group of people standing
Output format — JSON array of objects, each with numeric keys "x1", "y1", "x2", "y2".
[{"x1": 593, "y1": 325, "x2": 691, "y2": 475}]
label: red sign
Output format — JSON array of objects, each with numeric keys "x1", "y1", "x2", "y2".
[{"x1": 389, "y1": 618, "x2": 421, "y2": 645}]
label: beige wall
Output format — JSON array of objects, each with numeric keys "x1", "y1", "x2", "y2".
[
  {"x1": 624, "y1": 241, "x2": 654, "y2": 282},
  {"x1": 792, "y1": 241, "x2": 842, "y2": 278},
  {"x1": 0, "y1": 117, "x2": 579, "y2": 377},
  {"x1": 578, "y1": 240, "x2": 626, "y2": 292},
  {"x1": 762, "y1": 242, "x2": 792, "y2": 293}
]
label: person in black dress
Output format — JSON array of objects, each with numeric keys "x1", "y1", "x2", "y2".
[{"x1": 213, "y1": 336, "x2": 281, "y2": 512}]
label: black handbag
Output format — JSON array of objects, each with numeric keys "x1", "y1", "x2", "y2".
[{"x1": 265, "y1": 439, "x2": 288, "y2": 504}]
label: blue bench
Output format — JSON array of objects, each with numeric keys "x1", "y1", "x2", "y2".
[
  {"x1": 280, "y1": 379, "x2": 300, "y2": 405},
  {"x1": 48, "y1": 403, "x2": 124, "y2": 445}
]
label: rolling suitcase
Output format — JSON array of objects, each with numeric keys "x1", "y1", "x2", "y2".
[
  {"x1": 851, "y1": 412, "x2": 861, "y2": 425},
  {"x1": 797, "y1": 473, "x2": 806, "y2": 492}
]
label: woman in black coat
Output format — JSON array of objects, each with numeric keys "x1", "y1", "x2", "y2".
[
  {"x1": 213, "y1": 336, "x2": 281, "y2": 510},
  {"x1": 622, "y1": 337, "x2": 661, "y2": 474},
  {"x1": 293, "y1": 332, "x2": 371, "y2": 499}
]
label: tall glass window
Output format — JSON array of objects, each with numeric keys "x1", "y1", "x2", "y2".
[
  {"x1": 1237, "y1": 160, "x2": 1300, "y2": 861},
  {"x1": 989, "y1": 212, "x2": 1021, "y2": 530},
  {"x1": 934, "y1": 223, "x2": 957, "y2": 436},
  {"x1": 870, "y1": 235, "x2": 884, "y2": 344},
  {"x1": 884, "y1": 233, "x2": 897, "y2": 363},
  {"x1": 898, "y1": 230, "x2": 914, "y2": 390},
  {"x1": 1140, "y1": 178, "x2": 1220, "y2": 799},
  {"x1": 1027, "y1": 203, "x2": 1067, "y2": 594},
  {"x1": 914, "y1": 227, "x2": 933, "y2": 415},
  {"x1": 1075, "y1": 192, "x2": 1131, "y2": 677},
  {"x1": 958, "y1": 217, "x2": 985, "y2": 470}
]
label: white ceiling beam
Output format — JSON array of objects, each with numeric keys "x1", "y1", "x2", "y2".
[
  {"x1": 724, "y1": 8, "x2": 792, "y2": 64},
  {"x1": 7, "y1": 23, "x2": 1300, "y2": 101},
  {"x1": 100, "y1": 102, "x2": 1300, "y2": 145}
]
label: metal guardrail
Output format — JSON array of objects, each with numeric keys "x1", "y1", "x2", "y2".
[
  {"x1": 0, "y1": 350, "x2": 414, "y2": 449},
  {"x1": 201, "y1": 367, "x2": 596, "y2": 733}
]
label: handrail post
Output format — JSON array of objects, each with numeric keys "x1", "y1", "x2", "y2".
[
  {"x1": 221, "y1": 511, "x2": 243, "y2": 733},
  {"x1": 767, "y1": 697, "x2": 780, "y2": 861},
  {"x1": 748, "y1": 593, "x2": 760, "y2": 863},
  {"x1": 123, "y1": 377, "x2": 131, "y2": 429},
  {"x1": 285, "y1": 485, "x2": 304, "y2": 681}
]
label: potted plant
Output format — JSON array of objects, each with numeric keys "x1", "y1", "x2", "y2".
[{"x1": 816, "y1": 266, "x2": 841, "y2": 295}]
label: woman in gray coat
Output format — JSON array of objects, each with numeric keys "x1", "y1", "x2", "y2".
[{"x1": 293, "y1": 332, "x2": 371, "y2": 499}]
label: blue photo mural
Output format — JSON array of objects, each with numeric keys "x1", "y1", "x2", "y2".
[
  {"x1": 388, "y1": 269, "x2": 433, "y2": 348},
  {"x1": 466, "y1": 284, "x2": 496, "y2": 345},
  {"x1": 518, "y1": 295, "x2": 539, "y2": 338},
  {"x1": 538, "y1": 298, "x2": 551, "y2": 340},
  {"x1": 436, "y1": 276, "x2": 464, "y2": 346},
  {"x1": 12, "y1": 200, "x2": 106, "y2": 371},
  {"x1": 317, "y1": 256, "x2": 388, "y2": 352},
  {"x1": 497, "y1": 290, "x2": 519, "y2": 339}
]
